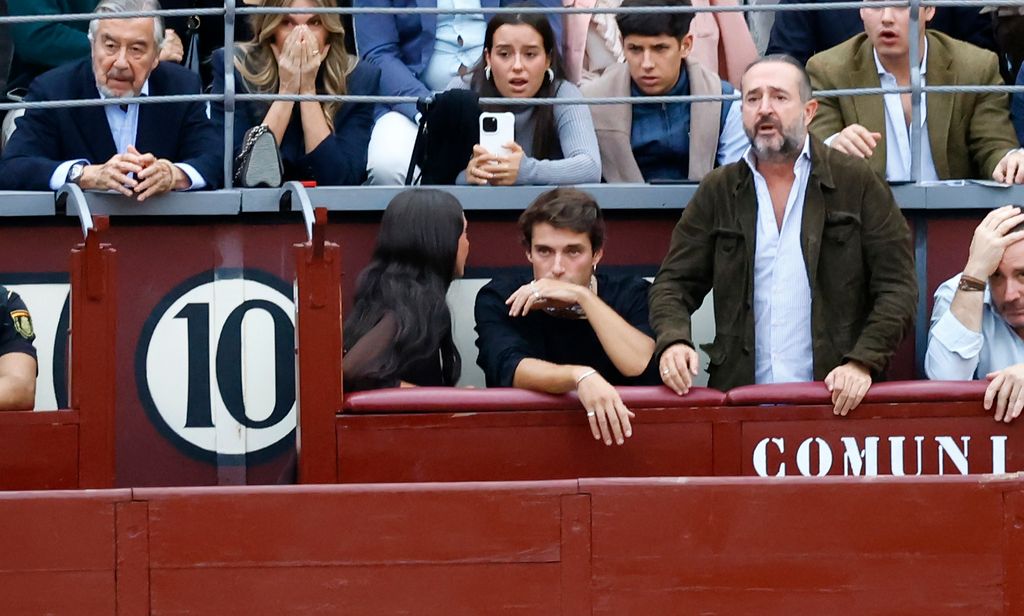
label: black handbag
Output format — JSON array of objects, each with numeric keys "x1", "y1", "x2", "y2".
[
  {"x1": 234, "y1": 124, "x2": 283, "y2": 188},
  {"x1": 405, "y1": 89, "x2": 481, "y2": 185}
]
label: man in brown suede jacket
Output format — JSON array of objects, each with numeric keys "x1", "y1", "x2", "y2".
[{"x1": 650, "y1": 55, "x2": 917, "y2": 416}]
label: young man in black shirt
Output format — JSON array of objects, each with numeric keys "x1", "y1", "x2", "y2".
[{"x1": 474, "y1": 188, "x2": 659, "y2": 446}]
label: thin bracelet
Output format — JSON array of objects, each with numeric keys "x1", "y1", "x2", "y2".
[{"x1": 575, "y1": 369, "x2": 598, "y2": 387}]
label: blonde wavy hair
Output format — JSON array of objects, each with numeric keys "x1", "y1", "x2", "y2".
[{"x1": 236, "y1": 0, "x2": 351, "y2": 130}]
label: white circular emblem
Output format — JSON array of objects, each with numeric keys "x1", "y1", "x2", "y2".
[{"x1": 137, "y1": 270, "x2": 296, "y2": 460}]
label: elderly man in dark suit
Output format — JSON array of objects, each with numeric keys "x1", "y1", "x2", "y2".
[
  {"x1": 0, "y1": 0, "x2": 221, "y2": 198},
  {"x1": 650, "y1": 55, "x2": 917, "y2": 417}
]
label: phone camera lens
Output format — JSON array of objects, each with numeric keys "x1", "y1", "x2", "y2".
[{"x1": 482, "y1": 116, "x2": 498, "y2": 132}]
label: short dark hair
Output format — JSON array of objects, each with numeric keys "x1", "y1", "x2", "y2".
[
  {"x1": 519, "y1": 188, "x2": 606, "y2": 252},
  {"x1": 743, "y1": 54, "x2": 813, "y2": 102},
  {"x1": 617, "y1": 0, "x2": 695, "y2": 40}
]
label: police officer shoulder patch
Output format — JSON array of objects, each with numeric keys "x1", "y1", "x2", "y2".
[
  {"x1": 10, "y1": 309, "x2": 33, "y2": 340},
  {"x1": 2, "y1": 288, "x2": 35, "y2": 342}
]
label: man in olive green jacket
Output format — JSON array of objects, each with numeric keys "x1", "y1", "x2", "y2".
[{"x1": 650, "y1": 55, "x2": 917, "y2": 416}]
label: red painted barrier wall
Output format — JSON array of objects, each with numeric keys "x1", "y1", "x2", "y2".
[
  {"x1": 312, "y1": 381, "x2": 1013, "y2": 483},
  {"x1": 1, "y1": 477, "x2": 1021, "y2": 614},
  {"x1": 0, "y1": 224, "x2": 116, "y2": 490}
]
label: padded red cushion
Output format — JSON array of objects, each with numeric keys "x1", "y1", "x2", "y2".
[
  {"x1": 343, "y1": 386, "x2": 726, "y2": 414},
  {"x1": 725, "y1": 380, "x2": 988, "y2": 406}
]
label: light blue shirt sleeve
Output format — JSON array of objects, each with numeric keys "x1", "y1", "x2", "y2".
[
  {"x1": 925, "y1": 275, "x2": 984, "y2": 380},
  {"x1": 48, "y1": 159, "x2": 89, "y2": 191},
  {"x1": 175, "y1": 163, "x2": 205, "y2": 190},
  {"x1": 716, "y1": 100, "x2": 747, "y2": 167}
]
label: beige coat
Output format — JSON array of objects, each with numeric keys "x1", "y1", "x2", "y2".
[{"x1": 581, "y1": 58, "x2": 724, "y2": 183}]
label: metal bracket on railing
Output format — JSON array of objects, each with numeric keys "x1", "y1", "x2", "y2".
[
  {"x1": 57, "y1": 182, "x2": 95, "y2": 240},
  {"x1": 280, "y1": 180, "x2": 317, "y2": 243},
  {"x1": 59, "y1": 183, "x2": 110, "y2": 301}
]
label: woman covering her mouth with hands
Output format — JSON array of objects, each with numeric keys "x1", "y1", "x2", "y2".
[{"x1": 211, "y1": 0, "x2": 379, "y2": 185}]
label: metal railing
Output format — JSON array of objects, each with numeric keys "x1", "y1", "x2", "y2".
[{"x1": 2, "y1": 1, "x2": 1023, "y2": 190}]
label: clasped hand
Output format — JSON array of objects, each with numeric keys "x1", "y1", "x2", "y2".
[
  {"x1": 83, "y1": 145, "x2": 184, "y2": 201},
  {"x1": 272, "y1": 26, "x2": 329, "y2": 95}
]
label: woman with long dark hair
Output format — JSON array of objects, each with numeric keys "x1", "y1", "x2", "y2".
[
  {"x1": 452, "y1": 7, "x2": 601, "y2": 185},
  {"x1": 342, "y1": 189, "x2": 469, "y2": 391}
]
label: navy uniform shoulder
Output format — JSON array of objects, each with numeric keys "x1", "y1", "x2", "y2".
[{"x1": 0, "y1": 286, "x2": 35, "y2": 344}]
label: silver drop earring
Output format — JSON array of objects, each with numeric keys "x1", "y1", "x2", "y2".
[
  {"x1": 485, "y1": 66, "x2": 492, "y2": 81},
  {"x1": 546, "y1": 68, "x2": 554, "y2": 82}
]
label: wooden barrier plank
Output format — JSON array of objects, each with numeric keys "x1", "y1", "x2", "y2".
[
  {"x1": 141, "y1": 482, "x2": 573, "y2": 567},
  {"x1": 0, "y1": 490, "x2": 128, "y2": 615},
  {"x1": 585, "y1": 477, "x2": 1008, "y2": 614},
  {"x1": 150, "y1": 563, "x2": 562, "y2": 615},
  {"x1": 0, "y1": 423, "x2": 79, "y2": 489},
  {"x1": 116, "y1": 501, "x2": 150, "y2": 616},
  {"x1": 1004, "y1": 489, "x2": 1024, "y2": 612},
  {"x1": 0, "y1": 571, "x2": 118, "y2": 615},
  {"x1": 560, "y1": 494, "x2": 592, "y2": 616},
  {"x1": 337, "y1": 410, "x2": 715, "y2": 482}
]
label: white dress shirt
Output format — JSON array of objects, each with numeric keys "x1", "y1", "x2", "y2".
[
  {"x1": 872, "y1": 45, "x2": 939, "y2": 182},
  {"x1": 422, "y1": 0, "x2": 486, "y2": 92},
  {"x1": 743, "y1": 136, "x2": 815, "y2": 384},
  {"x1": 824, "y1": 42, "x2": 939, "y2": 182},
  {"x1": 49, "y1": 80, "x2": 205, "y2": 191},
  {"x1": 925, "y1": 273, "x2": 1024, "y2": 379}
]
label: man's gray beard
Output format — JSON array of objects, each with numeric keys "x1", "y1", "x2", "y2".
[
  {"x1": 749, "y1": 130, "x2": 804, "y2": 164},
  {"x1": 96, "y1": 83, "x2": 138, "y2": 99}
]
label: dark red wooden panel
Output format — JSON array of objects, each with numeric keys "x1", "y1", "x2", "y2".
[
  {"x1": 141, "y1": 482, "x2": 573, "y2": 567},
  {"x1": 150, "y1": 563, "x2": 563, "y2": 615},
  {"x1": 336, "y1": 409, "x2": 715, "y2": 482},
  {"x1": 1005, "y1": 489, "x2": 1024, "y2": 612},
  {"x1": 0, "y1": 419, "x2": 79, "y2": 489},
  {"x1": 116, "y1": 501, "x2": 150, "y2": 616},
  {"x1": 585, "y1": 476, "x2": 1008, "y2": 615},
  {"x1": 560, "y1": 494, "x2": 592, "y2": 616},
  {"x1": 0, "y1": 490, "x2": 128, "y2": 615},
  {"x1": 0, "y1": 571, "x2": 118, "y2": 615}
]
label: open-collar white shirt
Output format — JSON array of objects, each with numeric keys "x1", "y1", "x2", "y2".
[{"x1": 743, "y1": 136, "x2": 815, "y2": 384}]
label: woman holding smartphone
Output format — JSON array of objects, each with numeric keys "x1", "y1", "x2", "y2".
[
  {"x1": 342, "y1": 189, "x2": 470, "y2": 391},
  {"x1": 455, "y1": 7, "x2": 601, "y2": 186}
]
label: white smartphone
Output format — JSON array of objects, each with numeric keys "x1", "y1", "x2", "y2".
[{"x1": 479, "y1": 112, "x2": 515, "y2": 157}]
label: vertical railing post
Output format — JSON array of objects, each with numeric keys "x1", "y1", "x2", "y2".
[
  {"x1": 908, "y1": 0, "x2": 922, "y2": 183},
  {"x1": 223, "y1": 0, "x2": 236, "y2": 189},
  {"x1": 70, "y1": 216, "x2": 117, "y2": 489},
  {"x1": 292, "y1": 203, "x2": 342, "y2": 484}
]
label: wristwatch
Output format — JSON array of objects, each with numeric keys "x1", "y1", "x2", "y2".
[{"x1": 66, "y1": 162, "x2": 86, "y2": 186}]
